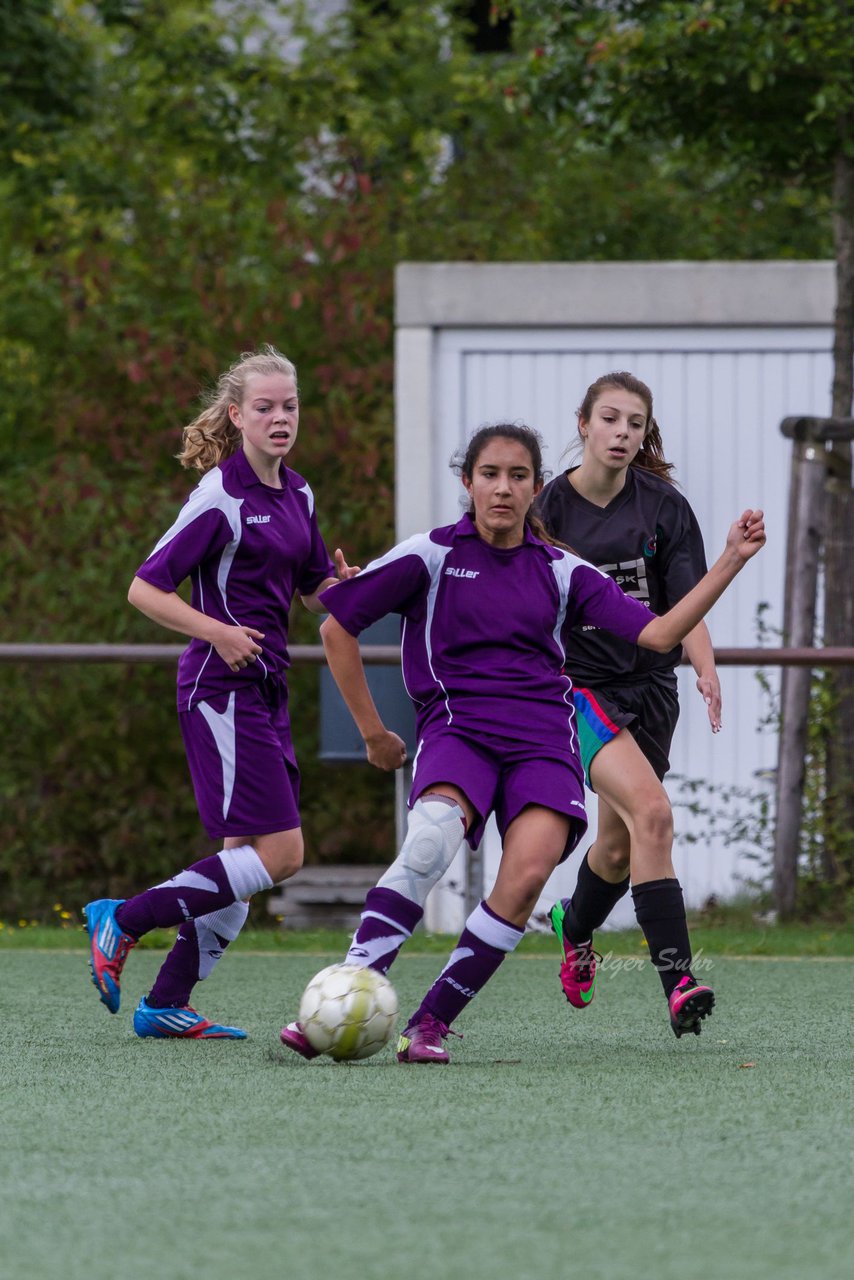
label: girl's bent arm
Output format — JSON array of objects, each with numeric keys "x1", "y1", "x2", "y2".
[
  {"x1": 320, "y1": 615, "x2": 406, "y2": 771},
  {"x1": 637, "y1": 510, "x2": 765, "y2": 654},
  {"x1": 127, "y1": 576, "x2": 264, "y2": 672}
]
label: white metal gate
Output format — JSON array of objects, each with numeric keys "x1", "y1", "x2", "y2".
[{"x1": 394, "y1": 263, "x2": 834, "y2": 931}]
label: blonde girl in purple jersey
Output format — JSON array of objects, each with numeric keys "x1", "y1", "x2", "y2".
[
  {"x1": 84, "y1": 346, "x2": 360, "y2": 1039},
  {"x1": 539, "y1": 371, "x2": 731, "y2": 1036},
  {"x1": 280, "y1": 423, "x2": 765, "y2": 1064}
]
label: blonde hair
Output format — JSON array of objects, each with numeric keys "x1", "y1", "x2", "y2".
[
  {"x1": 577, "y1": 371, "x2": 676, "y2": 484},
  {"x1": 178, "y1": 345, "x2": 298, "y2": 473}
]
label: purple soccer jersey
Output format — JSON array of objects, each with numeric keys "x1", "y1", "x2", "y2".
[
  {"x1": 319, "y1": 513, "x2": 654, "y2": 755},
  {"x1": 136, "y1": 449, "x2": 335, "y2": 710}
]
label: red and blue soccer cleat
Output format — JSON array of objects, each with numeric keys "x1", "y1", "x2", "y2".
[
  {"x1": 396, "y1": 1014, "x2": 453, "y2": 1064},
  {"x1": 84, "y1": 898, "x2": 137, "y2": 1014},
  {"x1": 668, "y1": 975, "x2": 715, "y2": 1038},
  {"x1": 133, "y1": 998, "x2": 247, "y2": 1039},
  {"x1": 279, "y1": 1021, "x2": 321, "y2": 1059},
  {"x1": 549, "y1": 900, "x2": 599, "y2": 1008}
]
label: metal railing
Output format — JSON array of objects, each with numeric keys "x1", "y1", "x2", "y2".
[{"x1": 1, "y1": 644, "x2": 852, "y2": 666}]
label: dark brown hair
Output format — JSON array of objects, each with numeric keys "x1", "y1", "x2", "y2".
[
  {"x1": 577, "y1": 371, "x2": 676, "y2": 484},
  {"x1": 452, "y1": 422, "x2": 561, "y2": 545}
]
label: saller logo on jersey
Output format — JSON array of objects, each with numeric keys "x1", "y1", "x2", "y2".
[
  {"x1": 445, "y1": 567, "x2": 479, "y2": 579},
  {"x1": 246, "y1": 514, "x2": 271, "y2": 525}
]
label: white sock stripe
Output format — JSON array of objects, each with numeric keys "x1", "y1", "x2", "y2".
[
  {"x1": 361, "y1": 910, "x2": 414, "y2": 936},
  {"x1": 465, "y1": 902, "x2": 524, "y2": 953},
  {"x1": 437, "y1": 945, "x2": 474, "y2": 978},
  {"x1": 345, "y1": 933, "x2": 408, "y2": 967},
  {"x1": 155, "y1": 869, "x2": 220, "y2": 894},
  {"x1": 195, "y1": 900, "x2": 250, "y2": 942},
  {"x1": 218, "y1": 846, "x2": 273, "y2": 899}
]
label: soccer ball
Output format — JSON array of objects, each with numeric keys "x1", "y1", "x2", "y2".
[{"x1": 298, "y1": 963, "x2": 399, "y2": 1061}]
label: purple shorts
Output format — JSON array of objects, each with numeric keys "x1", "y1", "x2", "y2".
[
  {"x1": 179, "y1": 683, "x2": 300, "y2": 840},
  {"x1": 410, "y1": 729, "x2": 588, "y2": 861}
]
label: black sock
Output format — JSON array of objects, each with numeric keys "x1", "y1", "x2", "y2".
[
  {"x1": 631, "y1": 878, "x2": 693, "y2": 999},
  {"x1": 564, "y1": 853, "x2": 630, "y2": 943}
]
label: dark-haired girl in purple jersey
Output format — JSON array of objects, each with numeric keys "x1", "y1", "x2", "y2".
[
  {"x1": 280, "y1": 422, "x2": 765, "y2": 1063},
  {"x1": 84, "y1": 345, "x2": 359, "y2": 1039},
  {"x1": 539, "y1": 371, "x2": 729, "y2": 1037}
]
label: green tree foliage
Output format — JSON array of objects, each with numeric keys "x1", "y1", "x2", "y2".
[{"x1": 0, "y1": 0, "x2": 838, "y2": 915}]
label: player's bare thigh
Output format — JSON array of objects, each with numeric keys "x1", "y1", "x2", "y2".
[{"x1": 487, "y1": 805, "x2": 572, "y2": 928}]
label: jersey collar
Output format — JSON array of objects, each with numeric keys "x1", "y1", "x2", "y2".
[
  {"x1": 233, "y1": 448, "x2": 290, "y2": 491},
  {"x1": 454, "y1": 511, "x2": 550, "y2": 550}
]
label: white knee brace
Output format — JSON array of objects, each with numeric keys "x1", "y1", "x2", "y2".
[{"x1": 377, "y1": 797, "x2": 466, "y2": 907}]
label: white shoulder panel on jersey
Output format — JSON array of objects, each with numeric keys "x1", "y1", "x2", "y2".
[
  {"x1": 150, "y1": 466, "x2": 243, "y2": 557},
  {"x1": 549, "y1": 550, "x2": 610, "y2": 659},
  {"x1": 361, "y1": 531, "x2": 452, "y2": 579},
  {"x1": 296, "y1": 481, "x2": 315, "y2": 518}
]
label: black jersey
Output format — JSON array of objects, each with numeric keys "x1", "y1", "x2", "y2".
[{"x1": 536, "y1": 466, "x2": 708, "y2": 689}]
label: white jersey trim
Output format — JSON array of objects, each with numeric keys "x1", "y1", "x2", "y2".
[
  {"x1": 362, "y1": 533, "x2": 455, "y2": 726},
  {"x1": 151, "y1": 467, "x2": 271, "y2": 703}
]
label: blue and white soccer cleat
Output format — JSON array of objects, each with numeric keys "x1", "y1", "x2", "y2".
[
  {"x1": 133, "y1": 998, "x2": 247, "y2": 1039},
  {"x1": 84, "y1": 898, "x2": 137, "y2": 1014}
]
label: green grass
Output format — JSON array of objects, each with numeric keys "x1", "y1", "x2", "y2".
[
  {"x1": 5, "y1": 910, "x2": 854, "y2": 956},
  {"x1": 1, "y1": 947, "x2": 852, "y2": 1280}
]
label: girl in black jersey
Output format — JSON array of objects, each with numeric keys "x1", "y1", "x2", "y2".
[{"x1": 537, "y1": 371, "x2": 723, "y2": 1037}]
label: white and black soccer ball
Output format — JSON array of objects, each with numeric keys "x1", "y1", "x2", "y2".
[{"x1": 298, "y1": 963, "x2": 399, "y2": 1061}]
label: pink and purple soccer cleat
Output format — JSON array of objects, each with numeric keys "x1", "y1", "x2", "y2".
[
  {"x1": 279, "y1": 1021, "x2": 321, "y2": 1060},
  {"x1": 396, "y1": 1014, "x2": 453, "y2": 1064}
]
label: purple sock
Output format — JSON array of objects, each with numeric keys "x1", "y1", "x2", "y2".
[
  {"x1": 147, "y1": 900, "x2": 250, "y2": 1008},
  {"x1": 411, "y1": 900, "x2": 524, "y2": 1029},
  {"x1": 116, "y1": 846, "x2": 271, "y2": 937},
  {"x1": 345, "y1": 887, "x2": 423, "y2": 974}
]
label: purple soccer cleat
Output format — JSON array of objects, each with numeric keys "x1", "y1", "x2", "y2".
[{"x1": 396, "y1": 1013, "x2": 453, "y2": 1064}]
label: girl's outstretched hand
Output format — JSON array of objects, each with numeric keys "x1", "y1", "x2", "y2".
[
  {"x1": 727, "y1": 509, "x2": 766, "y2": 561},
  {"x1": 335, "y1": 548, "x2": 361, "y2": 580}
]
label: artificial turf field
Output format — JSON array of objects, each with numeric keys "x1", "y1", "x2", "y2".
[{"x1": 2, "y1": 944, "x2": 852, "y2": 1280}]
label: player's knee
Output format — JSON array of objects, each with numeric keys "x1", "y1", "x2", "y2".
[
  {"x1": 259, "y1": 831, "x2": 304, "y2": 882},
  {"x1": 635, "y1": 791, "x2": 673, "y2": 846},
  {"x1": 377, "y1": 797, "x2": 466, "y2": 906},
  {"x1": 595, "y1": 840, "x2": 631, "y2": 878},
  {"x1": 510, "y1": 865, "x2": 550, "y2": 917}
]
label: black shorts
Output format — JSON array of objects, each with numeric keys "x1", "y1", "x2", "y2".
[{"x1": 573, "y1": 681, "x2": 680, "y2": 789}]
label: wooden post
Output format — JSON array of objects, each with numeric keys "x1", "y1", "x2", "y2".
[{"x1": 774, "y1": 417, "x2": 854, "y2": 916}]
